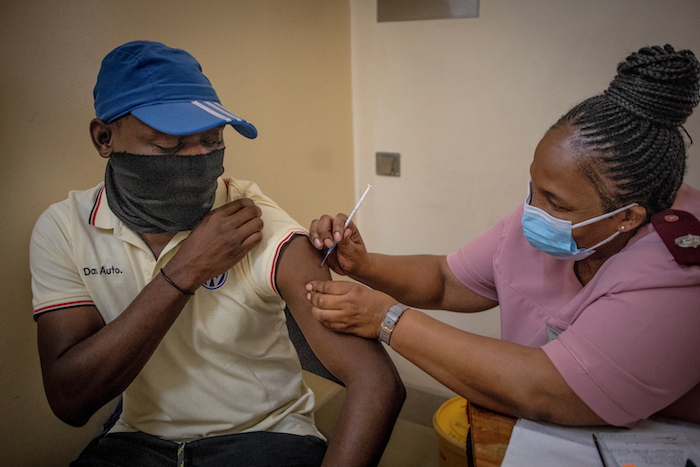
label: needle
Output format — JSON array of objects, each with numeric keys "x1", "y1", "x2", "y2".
[{"x1": 320, "y1": 184, "x2": 372, "y2": 266}]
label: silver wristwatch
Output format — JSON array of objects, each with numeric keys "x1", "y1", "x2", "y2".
[{"x1": 379, "y1": 303, "x2": 409, "y2": 345}]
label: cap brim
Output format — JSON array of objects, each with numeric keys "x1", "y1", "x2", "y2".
[{"x1": 131, "y1": 100, "x2": 257, "y2": 138}]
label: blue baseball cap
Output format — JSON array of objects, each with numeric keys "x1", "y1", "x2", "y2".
[{"x1": 93, "y1": 41, "x2": 257, "y2": 138}]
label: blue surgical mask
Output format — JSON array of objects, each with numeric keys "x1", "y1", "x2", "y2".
[{"x1": 521, "y1": 181, "x2": 637, "y2": 261}]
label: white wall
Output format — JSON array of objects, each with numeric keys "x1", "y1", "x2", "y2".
[{"x1": 350, "y1": 0, "x2": 700, "y2": 395}]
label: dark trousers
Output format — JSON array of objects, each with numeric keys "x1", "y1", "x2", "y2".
[{"x1": 70, "y1": 431, "x2": 327, "y2": 467}]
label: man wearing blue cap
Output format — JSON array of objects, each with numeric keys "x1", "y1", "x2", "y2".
[{"x1": 30, "y1": 41, "x2": 404, "y2": 466}]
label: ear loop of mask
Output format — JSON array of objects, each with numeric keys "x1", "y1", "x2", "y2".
[
  {"x1": 571, "y1": 203, "x2": 639, "y2": 230},
  {"x1": 527, "y1": 180, "x2": 638, "y2": 231},
  {"x1": 524, "y1": 180, "x2": 638, "y2": 257}
]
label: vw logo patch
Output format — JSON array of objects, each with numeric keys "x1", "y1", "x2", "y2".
[{"x1": 202, "y1": 272, "x2": 228, "y2": 290}]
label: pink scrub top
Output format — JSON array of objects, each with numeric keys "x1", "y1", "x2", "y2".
[{"x1": 447, "y1": 184, "x2": 700, "y2": 427}]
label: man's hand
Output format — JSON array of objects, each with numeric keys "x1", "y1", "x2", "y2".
[{"x1": 168, "y1": 198, "x2": 264, "y2": 290}]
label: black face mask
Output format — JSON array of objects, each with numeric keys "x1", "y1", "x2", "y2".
[{"x1": 104, "y1": 149, "x2": 224, "y2": 234}]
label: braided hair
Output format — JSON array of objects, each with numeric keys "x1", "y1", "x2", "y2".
[{"x1": 552, "y1": 45, "x2": 700, "y2": 220}]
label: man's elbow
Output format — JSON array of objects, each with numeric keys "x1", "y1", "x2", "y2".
[
  {"x1": 377, "y1": 369, "x2": 406, "y2": 409},
  {"x1": 51, "y1": 406, "x2": 92, "y2": 427},
  {"x1": 389, "y1": 371, "x2": 407, "y2": 406},
  {"x1": 352, "y1": 362, "x2": 406, "y2": 410},
  {"x1": 45, "y1": 391, "x2": 97, "y2": 427},
  {"x1": 391, "y1": 377, "x2": 407, "y2": 415}
]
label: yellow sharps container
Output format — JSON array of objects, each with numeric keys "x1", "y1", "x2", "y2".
[{"x1": 433, "y1": 396, "x2": 469, "y2": 467}]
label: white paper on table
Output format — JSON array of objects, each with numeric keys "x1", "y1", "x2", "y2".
[
  {"x1": 596, "y1": 431, "x2": 690, "y2": 467},
  {"x1": 501, "y1": 417, "x2": 700, "y2": 467}
]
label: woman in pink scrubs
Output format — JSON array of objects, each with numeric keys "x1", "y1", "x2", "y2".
[{"x1": 305, "y1": 45, "x2": 700, "y2": 427}]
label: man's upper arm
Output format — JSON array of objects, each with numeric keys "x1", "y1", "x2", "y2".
[
  {"x1": 30, "y1": 206, "x2": 96, "y2": 320},
  {"x1": 275, "y1": 235, "x2": 393, "y2": 383},
  {"x1": 37, "y1": 306, "x2": 105, "y2": 373}
]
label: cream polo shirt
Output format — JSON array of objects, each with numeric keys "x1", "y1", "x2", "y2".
[{"x1": 30, "y1": 177, "x2": 322, "y2": 442}]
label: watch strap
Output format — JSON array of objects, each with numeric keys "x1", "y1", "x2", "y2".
[{"x1": 379, "y1": 303, "x2": 409, "y2": 345}]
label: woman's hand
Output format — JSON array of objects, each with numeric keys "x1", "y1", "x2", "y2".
[
  {"x1": 308, "y1": 214, "x2": 370, "y2": 276},
  {"x1": 305, "y1": 280, "x2": 398, "y2": 339}
]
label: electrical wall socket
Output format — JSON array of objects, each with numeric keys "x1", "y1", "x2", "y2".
[{"x1": 376, "y1": 152, "x2": 401, "y2": 177}]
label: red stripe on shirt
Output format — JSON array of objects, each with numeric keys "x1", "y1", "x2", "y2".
[
  {"x1": 89, "y1": 186, "x2": 105, "y2": 226},
  {"x1": 270, "y1": 231, "x2": 306, "y2": 295},
  {"x1": 34, "y1": 300, "x2": 95, "y2": 315}
]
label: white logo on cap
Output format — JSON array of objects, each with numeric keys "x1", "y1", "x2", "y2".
[{"x1": 192, "y1": 101, "x2": 243, "y2": 122}]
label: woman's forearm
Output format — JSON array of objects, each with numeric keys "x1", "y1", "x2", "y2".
[
  {"x1": 351, "y1": 254, "x2": 497, "y2": 312},
  {"x1": 350, "y1": 253, "x2": 448, "y2": 308},
  {"x1": 389, "y1": 309, "x2": 606, "y2": 425}
]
